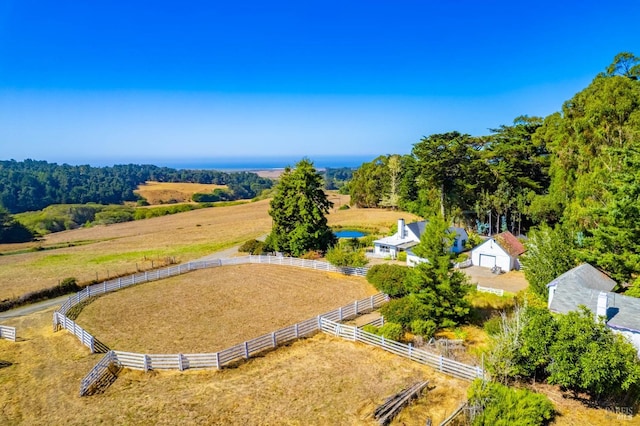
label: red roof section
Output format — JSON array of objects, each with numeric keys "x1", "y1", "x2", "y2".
[{"x1": 494, "y1": 231, "x2": 526, "y2": 257}]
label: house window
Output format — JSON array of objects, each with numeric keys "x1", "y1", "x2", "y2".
[{"x1": 380, "y1": 245, "x2": 390, "y2": 253}]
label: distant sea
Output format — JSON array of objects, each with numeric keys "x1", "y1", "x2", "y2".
[{"x1": 153, "y1": 155, "x2": 376, "y2": 171}]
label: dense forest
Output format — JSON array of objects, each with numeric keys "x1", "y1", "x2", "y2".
[
  {"x1": 0, "y1": 160, "x2": 273, "y2": 214},
  {"x1": 350, "y1": 52, "x2": 640, "y2": 287}
]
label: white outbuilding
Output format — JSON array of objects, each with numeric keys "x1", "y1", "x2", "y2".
[{"x1": 470, "y1": 231, "x2": 525, "y2": 272}]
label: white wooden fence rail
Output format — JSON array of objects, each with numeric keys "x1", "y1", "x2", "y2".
[
  {"x1": 320, "y1": 318, "x2": 485, "y2": 382},
  {"x1": 101, "y1": 293, "x2": 388, "y2": 372},
  {"x1": 476, "y1": 285, "x2": 504, "y2": 296},
  {"x1": 0, "y1": 325, "x2": 16, "y2": 341}
]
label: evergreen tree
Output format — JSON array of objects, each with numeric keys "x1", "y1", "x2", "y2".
[
  {"x1": 521, "y1": 223, "x2": 577, "y2": 299},
  {"x1": 383, "y1": 216, "x2": 470, "y2": 328},
  {"x1": 267, "y1": 159, "x2": 335, "y2": 256}
]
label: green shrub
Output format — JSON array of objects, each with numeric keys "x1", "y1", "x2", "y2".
[
  {"x1": 483, "y1": 316, "x2": 503, "y2": 336},
  {"x1": 379, "y1": 295, "x2": 428, "y2": 328},
  {"x1": 338, "y1": 204, "x2": 350, "y2": 210},
  {"x1": 300, "y1": 250, "x2": 322, "y2": 260},
  {"x1": 397, "y1": 251, "x2": 407, "y2": 262},
  {"x1": 238, "y1": 239, "x2": 265, "y2": 254},
  {"x1": 410, "y1": 319, "x2": 437, "y2": 338},
  {"x1": 326, "y1": 246, "x2": 368, "y2": 267},
  {"x1": 60, "y1": 277, "x2": 80, "y2": 292},
  {"x1": 361, "y1": 324, "x2": 379, "y2": 334},
  {"x1": 378, "y1": 322, "x2": 404, "y2": 341},
  {"x1": 468, "y1": 379, "x2": 555, "y2": 425},
  {"x1": 366, "y1": 264, "x2": 409, "y2": 297}
]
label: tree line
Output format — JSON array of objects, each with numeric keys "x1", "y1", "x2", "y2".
[
  {"x1": 0, "y1": 160, "x2": 273, "y2": 214},
  {"x1": 350, "y1": 52, "x2": 640, "y2": 290}
]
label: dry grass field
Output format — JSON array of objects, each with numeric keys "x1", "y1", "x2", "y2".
[
  {"x1": 134, "y1": 181, "x2": 228, "y2": 205},
  {"x1": 0, "y1": 307, "x2": 470, "y2": 425},
  {"x1": 77, "y1": 264, "x2": 378, "y2": 353},
  {"x1": 0, "y1": 195, "x2": 416, "y2": 303}
]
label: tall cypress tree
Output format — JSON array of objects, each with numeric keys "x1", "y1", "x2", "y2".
[{"x1": 267, "y1": 159, "x2": 336, "y2": 256}]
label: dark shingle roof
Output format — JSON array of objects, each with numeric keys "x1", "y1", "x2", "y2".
[{"x1": 548, "y1": 263, "x2": 616, "y2": 292}]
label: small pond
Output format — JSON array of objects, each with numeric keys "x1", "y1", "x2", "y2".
[{"x1": 335, "y1": 230, "x2": 368, "y2": 239}]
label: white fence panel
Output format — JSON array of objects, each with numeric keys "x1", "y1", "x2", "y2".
[
  {"x1": 320, "y1": 318, "x2": 484, "y2": 382},
  {"x1": 476, "y1": 285, "x2": 504, "y2": 296},
  {"x1": 0, "y1": 325, "x2": 16, "y2": 341}
]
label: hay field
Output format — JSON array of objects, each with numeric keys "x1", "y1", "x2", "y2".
[
  {"x1": 134, "y1": 181, "x2": 227, "y2": 205},
  {"x1": 0, "y1": 193, "x2": 415, "y2": 302},
  {"x1": 0, "y1": 200, "x2": 272, "y2": 301},
  {"x1": 0, "y1": 305, "x2": 468, "y2": 425},
  {"x1": 77, "y1": 264, "x2": 378, "y2": 353}
]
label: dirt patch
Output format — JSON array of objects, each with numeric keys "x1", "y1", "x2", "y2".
[
  {"x1": 462, "y1": 266, "x2": 529, "y2": 293},
  {"x1": 77, "y1": 264, "x2": 378, "y2": 353}
]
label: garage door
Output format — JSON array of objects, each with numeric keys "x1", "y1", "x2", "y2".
[{"x1": 479, "y1": 254, "x2": 496, "y2": 268}]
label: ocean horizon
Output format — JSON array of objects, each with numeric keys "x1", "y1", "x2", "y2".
[{"x1": 64, "y1": 154, "x2": 379, "y2": 171}]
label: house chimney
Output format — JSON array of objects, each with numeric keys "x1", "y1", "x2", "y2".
[
  {"x1": 596, "y1": 291, "x2": 609, "y2": 320},
  {"x1": 398, "y1": 218, "x2": 405, "y2": 239}
]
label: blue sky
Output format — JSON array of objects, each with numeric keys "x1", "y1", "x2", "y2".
[{"x1": 1, "y1": 1, "x2": 639, "y2": 167}]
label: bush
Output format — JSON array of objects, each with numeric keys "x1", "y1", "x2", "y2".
[
  {"x1": 361, "y1": 324, "x2": 379, "y2": 335},
  {"x1": 410, "y1": 319, "x2": 437, "y2": 338},
  {"x1": 326, "y1": 246, "x2": 368, "y2": 267},
  {"x1": 483, "y1": 316, "x2": 503, "y2": 336},
  {"x1": 378, "y1": 322, "x2": 404, "y2": 341},
  {"x1": 60, "y1": 277, "x2": 80, "y2": 292},
  {"x1": 380, "y1": 295, "x2": 428, "y2": 328},
  {"x1": 468, "y1": 379, "x2": 555, "y2": 425},
  {"x1": 300, "y1": 250, "x2": 322, "y2": 260},
  {"x1": 366, "y1": 264, "x2": 409, "y2": 297},
  {"x1": 397, "y1": 251, "x2": 407, "y2": 262},
  {"x1": 238, "y1": 239, "x2": 265, "y2": 254}
]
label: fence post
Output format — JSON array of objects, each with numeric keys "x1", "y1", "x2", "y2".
[
  {"x1": 317, "y1": 315, "x2": 321, "y2": 330},
  {"x1": 381, "y1": 316, "x2": 384, "y2": 326},
  {"x1": 439, "y1": 355, "x2": 443, "y2": 372},
  {"x1": 87, "y1": 286, "x2": 91, "y2": 297},
  {"x1": 272, "y1": 332, "x2": 276, "y2": 348},
  {"x1": 354, "y1": 300, "x2": 358, "y2": 315},
  {"x1": 295, "y1": 324, "x2": 299, "y2": 338},
  {"x1": 118, "y1": 278, "x2": 122, "y2": 289},
  {"x1": 103, "y1": 281, "x2": 107, "y2": 294},
  {"x1": 408, "y1": 343, "x2": 412, "y2": 359},
  {"x1": 143, "y1": 355, "x2": 150, "y2": 372},
  {"x1": 132, "y1": 275, "x2": 136, "y2": 284},
  {"x1": 338, "y1": 307, "x2": 343, "y2": 322},
  {"x1": 370, "y1": 295, "x2": 374, "y2": 310},
  {"x1": 178, "y1": 354, "x2": 184, "y2": 371},
  {"x1": 381, "y1": 336, "x2": 385, "y2": 348},
  {"x1": 215, "y1": 352, "x2": 220, "y2": 369},
  {"x1": 353, "y1": 326, "x2": 358, "y2": 342},
  {"x1": 89, "y1": 335, "x2": 95, "y2": 353},
  {"x1": 145, "y1": 272, "x2": 148, "y2": 281},
  {"x1": 244, "y1": 341, "x2": 249, "y2": 359}
]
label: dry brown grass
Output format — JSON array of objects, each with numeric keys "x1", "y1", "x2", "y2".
[
  {"x1": 77, "y1": 264, "x2": 378, "y2": 353},
  {"x1": 0, "y1": 307, "x2": 469, "y2": 425},
  {"x1": 0, "y1": 196, "x2": 415, "y2": 302},
  {"x1": 0, "y1": 200, "x2": 272, "y2": 301},
  {"x1": 134, "y1": 181, "x2": 227, "y2": 205}
]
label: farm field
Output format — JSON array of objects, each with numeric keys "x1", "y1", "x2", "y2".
[
  {"x1": 77, "y1": 264, "x2": 378, "y2": 353},
  {"x1": 0, "y1": 195, "x2": 416, "y2": 304},
  {"x1": 0, "y1": 306, "x2": 470, "y2": 425},
  {"x1": 134, "y1": 181, "x2": 228, "y2": 205}
]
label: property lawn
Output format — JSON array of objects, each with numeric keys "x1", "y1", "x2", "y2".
[{"x1": 77, "y1": 264, "x2": 378, "y2": 353}]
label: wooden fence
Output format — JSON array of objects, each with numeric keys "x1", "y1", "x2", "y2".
[
  {"x1": 99, "y1": 293, "x2": 388, "y2": 372},
  {"x1": 320, "y1": 318, "x2": 485, "y2": 382},
  {"x1": 476, "y1": 285, "x2": 504, "y2": 296},
  {"x1": 0, "y1": 325, "x2": 16, "y2": 341},
  {"x1": 55, "y1": 255, "x2": 368, "y2": 321}
]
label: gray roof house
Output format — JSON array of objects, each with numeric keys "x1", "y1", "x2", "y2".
[
  {"x1": 372, "y1": 219, "x2": 468, "y2": 261},
  {"x1": 547, "y1": 263, "x2": 640, "y2": 353}
]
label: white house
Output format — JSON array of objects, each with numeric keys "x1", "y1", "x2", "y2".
[
  {"x1": 470, "y1": 231, "x2": 525, "y2": 272},
  {"x1": 547, "y1": 263, "x2": 640, "y2": 354},
  {"x1": 373, "y1": 218, "x2": 468, "y2": 261}
]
